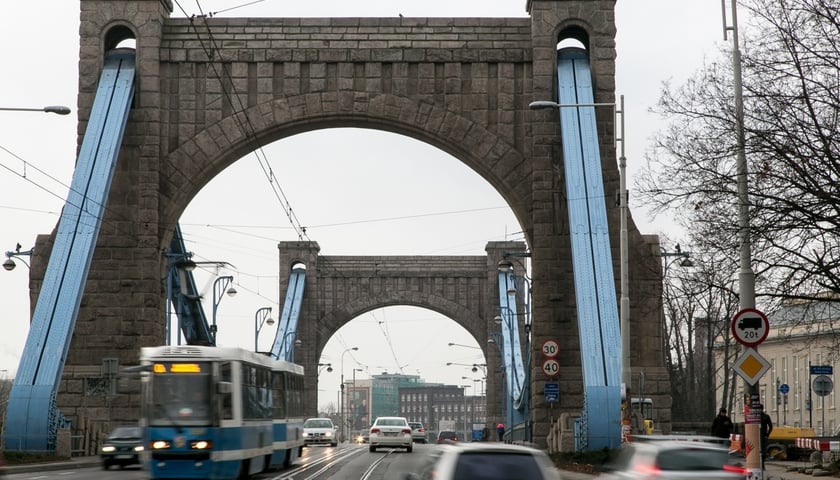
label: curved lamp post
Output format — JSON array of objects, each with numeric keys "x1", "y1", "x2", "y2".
[
  {"x1": 3, "y1": 244, "x2": 33, "y2": 271},
  {"x1": 254, "y1": 307, "x2": 274, "y2": 352},
  {"x1": 210, "y1": 275, "x2": 237, "y2": 343}
]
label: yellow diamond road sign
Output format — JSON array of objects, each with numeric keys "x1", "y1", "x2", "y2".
[{"x1": 734, "y1": 348, "x2": 771, "y2": 385}]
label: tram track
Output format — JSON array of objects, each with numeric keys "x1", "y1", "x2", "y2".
[{"x1": 273, "y1": 445, "x2": 400, "y2": 480}]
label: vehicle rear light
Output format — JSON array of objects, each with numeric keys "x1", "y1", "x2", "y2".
[
  {"x1": 419, "y1": 428, "x2": 425, "y2": 432},
  {"x1": 402, "y1": 429, "x2": 412, "y2": 434},
  {"x1": 370, "y1": 428, "x2": 381, "y2": 434},
  {"x1": 633, "y1": 465, "x2": 661, "y2": 476},
  {"x1": 724, "y1": 464, "x2": 750, "y2": 475}
]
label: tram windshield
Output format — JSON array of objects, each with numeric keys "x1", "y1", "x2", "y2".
[{"x1": 149, "y1": 361, "x2": 212, "y2": 425}]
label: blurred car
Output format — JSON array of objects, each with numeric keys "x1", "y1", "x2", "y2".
[
  {"x1": 405, "y1": 442, "x2": 561, "y2": 480},
  {"x1": 354, "y1": 429, "x2": 370, "y2": 444},
  {"x1": 302, "y1": 417, "x2": 338, "y2": 447},
  {"x1": 409, "y1": 421, "x2": 427, "y2": 444},
  {"x1": 600, "y1": 440, "x2": 749, "y2": 479},
  {"x1": 437, "y1": 430, "x2": 459, "y2": 444},
  {"x1": 100, "y1": 425, "x2": 143, "y2": 470},
  {"x1": 369, "y1": 416, "x2": 413, "y2": 453}
]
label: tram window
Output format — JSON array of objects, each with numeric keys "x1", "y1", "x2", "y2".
[{"x1": 220, "y1": 362, "x2": 233, "y2": 419}]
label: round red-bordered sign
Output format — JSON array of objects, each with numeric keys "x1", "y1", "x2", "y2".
[
  {"x1": 731, "y1": 308, "x2": 770, "y2": 347},
  {"x1": 541, "y1": 339, "x2": 560, "y2": 358}
]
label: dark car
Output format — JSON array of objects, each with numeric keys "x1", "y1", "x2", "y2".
[
  {"x1": 437, "y1": 430, "x2": 459, "y2": 444},
  {"x1": 100, "y1": 425, "x2": 143, "y2": 470}
]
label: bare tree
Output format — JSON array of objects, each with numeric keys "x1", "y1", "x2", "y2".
[{"x1": 636, "y1": 0, "x2": 839, "y2": 310}]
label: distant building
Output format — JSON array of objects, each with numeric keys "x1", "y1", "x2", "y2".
[
  {"x1": 716, "y1": 297, "x2": 840, "y2": 435},
  {"x1": 343, "y1": 372, "x2": 487, "y2": 441}
]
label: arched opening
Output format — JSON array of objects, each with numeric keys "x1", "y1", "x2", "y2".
[
  {"x1": 104, "y1": 25, "x2": 136, "y2": 52},
  {"x1": 318, "y1": 306, "x2": 486, "y2": 443}
]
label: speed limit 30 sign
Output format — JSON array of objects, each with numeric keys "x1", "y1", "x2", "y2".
[{"x1": 731, "y1": 308, "x2": 770, "y2": 347}]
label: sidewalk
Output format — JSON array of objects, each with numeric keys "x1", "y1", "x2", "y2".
[
  {"x1": 3, "y1": 455, "x2": 100, "y2": 474},
  {"x1": 552, "y1": 462, "x2": 836, "y2": 480}
]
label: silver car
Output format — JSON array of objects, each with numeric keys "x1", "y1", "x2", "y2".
[
  {"x1": 405, "y1": 442, "x2": 560, "y2": 480},
  {"x1": 601, "y1": 440, "x2": 748, "y2": 480},
  {"x1": 408, "y1": 421, "x2": 427, "y2": 444},
  {"x1": 369, "y1": 416, "x2": 413, "y2": 453}
]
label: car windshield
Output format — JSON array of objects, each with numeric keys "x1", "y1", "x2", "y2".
[
  {"x1": 410, "y1": 423, "x2": 422, "y2": 429},
  {"x1": 304, "y1": 419, "x2": 333, "y2": 428},
  {"x1": 109, "y1": 426, "x2": 142, "y2": 439},
  {"x1": 453, "y1": 452, "x2": 545, "y2": 480}
]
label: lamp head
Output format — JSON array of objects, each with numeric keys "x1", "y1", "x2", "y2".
[
  {"x1": 3, "y1": 259, "x2": 15, "y2": 271},
  {"x1": 226, "y1": 286, "x2": 237, "y2": 297},
  {"x1": 265, "y1": 317, "x2": 275, "y2": 326}
]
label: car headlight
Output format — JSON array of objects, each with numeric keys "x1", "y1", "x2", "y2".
[
  {"x1": 303, "y1": 432, "x2": 310, "y2": 437},
  {"x1": 133, "y1": 445, "x2": 144, "y2": 452},
  {"x1": 325, "y1": 431, "x2": 333, "y2": 438},
  {"x1": 101, "y1": 445, "x2": 116, "y2": 453}
]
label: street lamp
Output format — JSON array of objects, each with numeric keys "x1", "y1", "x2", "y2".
[
  {"x1": 340, "y1": 346, "x2": 359, "y2": 443},
  {"x1": 3, "y1": 244, "x2": 33, "y2": 271},
  {"x1": 446, "y1": 362, "x2": 487, "y2": 375},
  {"x1": 0, "y1": 105, "x2": 71, "y2": 115},
  {"x1": 448, "y1": 342, "x2": 480, "y2": 349},
  {"x1": 254, "y1": 307, "x2": 274, "y2": 352},
  {"x1": 275, "y1": 331, "x2": 302, "y2": 362},
  {"x1": 318, "y1": 363, "x2": 333, "y2": 375},
  {"x1": 530, "y1": 95, "x2": 629, "y2": 428},
  {"x1": 460, "y1": 384, "x2": 472, "y2": 441},
  {"x1": 210, "y1": 275, "x2": 237, "y2": 343},
  {"x1": 722, "y1": 1, "x2": 759, "y2": 472}
]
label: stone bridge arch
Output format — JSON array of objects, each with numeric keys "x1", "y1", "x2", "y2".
[
  {"x1": 160, "y1": 95, "x2": 533, "y2": 238},
  {"x1": 26, "y1": 0, "x2": 672, "y2": 451},
  {"x1": 275, "y1": 241, "x2": 514, "y2": 422}
]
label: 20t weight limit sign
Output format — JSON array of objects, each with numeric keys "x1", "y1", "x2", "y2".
[{"x1": 731, "y1": 308, "x2": 770, "y2": 347}]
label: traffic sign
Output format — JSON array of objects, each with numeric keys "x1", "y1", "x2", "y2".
[
  {"x1": 541, "y1": 339, "x2": 560, "y2": 358},
  {"x1": 813, "y1": 375, "x2": 833, "y2": 397},
  {"x1": 545, "y1": 382, "x2": 559, "y2": 402},
  {"x1": 810, "y1": 365, "x2": 833, "y2": 375},
  {"x1": 779, "y1": 383, "x2": 790, "y2": 394},
  {"x1": 731, "y1": 308, "x2": 770, "y2": 347},
  {"x1": 541, "y1": 358, "x2": 560, "y2": 377},
  {"x1": 733, "y1": 347, "x2": 771, "y2": 385}
]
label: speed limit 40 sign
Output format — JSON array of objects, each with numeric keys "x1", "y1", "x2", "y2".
[{"x1": 542, "y1": 358, "x2": 560, "y2": 377}]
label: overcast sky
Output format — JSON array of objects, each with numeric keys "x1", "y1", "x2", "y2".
[{"x1": 0, "y1": 1, "x2": 726, "y2": 410}]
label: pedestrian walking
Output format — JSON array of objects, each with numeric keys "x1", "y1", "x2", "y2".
[
  {"x1": 760, "y1": 407, "x2": 773, "y2": 462},
  {"x1": 496, "y1": 423, "x2": 505, "y2": 442},
  {"x1": 711, "y1": 408, "x2": 733, "y2": 439}
]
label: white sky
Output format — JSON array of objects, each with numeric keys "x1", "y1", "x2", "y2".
[{"x1": 0, "y1": 1, "x2": 726, "y2": 410}]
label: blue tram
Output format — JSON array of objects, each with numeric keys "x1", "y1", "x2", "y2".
[{"x1": 139, "y1": 345, "x2": 305, "y2": 479}]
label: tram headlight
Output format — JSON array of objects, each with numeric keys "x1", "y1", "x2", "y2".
[
  {"x1": 151, "y1": 440, "x2": 172, "y2": 449},
  {"x1": 191, "y1": 440, "x2": 212, "y2": 450}
]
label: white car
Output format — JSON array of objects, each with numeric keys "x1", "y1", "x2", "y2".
[
  {"x1": 302, "y1": 417, "x2": 338, "y2": 447},
  {"x1": 405, "y1": 442, "x2": 561, "y2": 480},
  {"x1": 369, "y1": 416, "x2": 413, "y2": 453}
]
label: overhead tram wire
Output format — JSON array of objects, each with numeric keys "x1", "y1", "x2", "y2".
[
  {"x1": 173, "y1": 0, "x2": 310, "y2": 242},
  {"x1": 1, "y1": 135, "x2": 142, "y2": 235}
]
